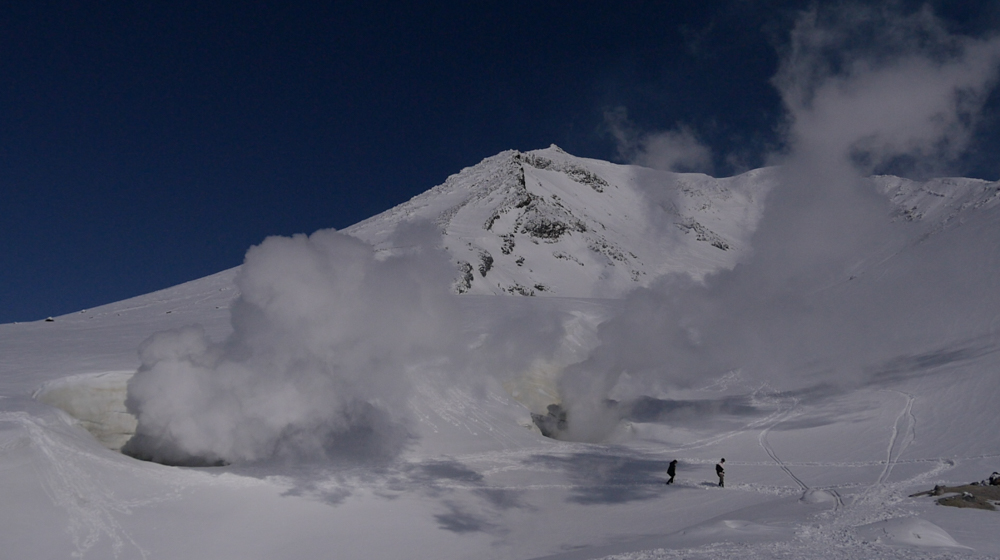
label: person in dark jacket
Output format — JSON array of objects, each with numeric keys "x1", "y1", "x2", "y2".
[
  {"x1": 716, "y1": 458, "x2": 725, "y2": 487},
  {"x1": 666, "y1": 460, "x2": 678, "y2": 484}
]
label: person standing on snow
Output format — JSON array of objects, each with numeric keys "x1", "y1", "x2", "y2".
[
  {"x1": 716, "y1": 458, "x2": 725, "y2": 487},
  {"x1": 666, "y1": 460, "x2": 678, "y2": 485}
]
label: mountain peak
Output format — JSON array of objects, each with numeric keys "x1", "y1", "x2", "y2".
[{"x1": 345, "y1": 148, "x2": 772, "y2": 298}]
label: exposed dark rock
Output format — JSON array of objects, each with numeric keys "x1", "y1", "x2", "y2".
[
  {"x1": 504, "y1": 283, "x2": 535, "y2": 296},
  {"x1": 484, "y1": 213, "x2": 499, "y2": 231},
  {"x1": 523, "y1": 218, "x2": 569, "y2": 239},
  {"x1": 531, "y1": 404, "x2": 568, "y2": 438},
  {"x1": 500, "y1": 234, "x2": 515, "y2": 255},
  {"x1": 455, "y1": 261, "x2": 474, "y2": 293},
  {"x1": 522, "y1": 153, "x2": 608, "y2": 192},
  {"x1": 589, "y1": 238, "x2": 626, "y2": 263},
  {"x1": 523, "y1": 154, "x2": 553, "y2": 169},
  {"x1": 553, "y1": 251, "x2": 584, "y2": 266},
  {"x1": 562, "y1": 165, "x2": 608, "y2": 193},
  {"x1": 675, "y1": 218, "x2": 730, "y2": 250},
  {"x1": 910, "y1": 483, "x2": 1000, "y2": 511},
  {"x1": 515, "y1": 192, "x2": 535, "y2": 209},
  {"x1": 478, "y1": 251, "x2": 494, "y2": 277}
]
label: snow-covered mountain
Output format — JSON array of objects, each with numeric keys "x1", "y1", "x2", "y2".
[
  {"x1": 875, "y1": 173, "x2": 1000, "y2": 227},
  {"x1": 3, "y1": 147, "x2": 1000, "y2": 560},
  {"x1": 346, "y1": 145, "x2": 771, "y2": 297}
]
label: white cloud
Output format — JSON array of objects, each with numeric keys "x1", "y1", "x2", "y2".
[
  {"x1": 604, "y1": 107, "x2": 714, "y2": 174},
  {"x1": 773, "y1": 3, "x2": 1000, "y2": 177}
]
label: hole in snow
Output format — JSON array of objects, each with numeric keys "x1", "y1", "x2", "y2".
[
  {"x1": 34, "y1": 371, "x2": 138, "y2": 452},
  {"x1": 34, "y1": 372, "x2": 227, "y2": 467}
]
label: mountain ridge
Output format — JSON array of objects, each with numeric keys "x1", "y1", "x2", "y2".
[
  {"x1": 26, "y1": 146, "x2": 1000, "y2": 323},
  {"x1": 346, "y1": 144, "x2": 773, "y2": 298}
]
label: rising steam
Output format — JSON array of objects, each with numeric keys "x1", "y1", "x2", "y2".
[
  {"x1": 123, "y1": 223, "x2": 467, "y2": 465},
  {"x1": 557, "y1": 3, "x2": 1000, "y2": 442}
]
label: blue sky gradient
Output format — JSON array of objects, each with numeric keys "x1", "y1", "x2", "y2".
[{"x1": 2, "y1": 0, "x2": 999, "y2": 322}]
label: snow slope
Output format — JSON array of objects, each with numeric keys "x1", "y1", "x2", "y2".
[
  {"x1": 347, "y1": 145, "x2": 771, "y2": 298},
  {"x1": 2, "y1": 148, "x2": 1000, "y2": 559}
]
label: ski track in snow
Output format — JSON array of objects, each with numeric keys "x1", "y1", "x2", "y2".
[
  {"x1": 8, "y1": 414, "x2": 144, "y2": 559},
  {"x1": 4, "y1": 150, "x2": 1000, "y2": 560},
  {"x1": 597, "y1": 543, "x2": 992, "y2": 560},
  {"x1": 878, "y1": 391, "x2": 916, "y2": 485},
  {"x1": 757, "y1": 397, "x2": 810, "y2": 493},
  {"x1": 646, "y1": 383, "x2": 796, "y2": 456},
  {"x1": 7, "y1": 373, "x2": 995, "y2": 560},
  {"x1": 0, "y1": 411, "x2": 180, "y2": 560},
  {"x1": 12, "y1": 371, "x2": 994, "y2": 560},
  {"x1": 572, "y1": 387, "x2": 998, "y2": 560}
]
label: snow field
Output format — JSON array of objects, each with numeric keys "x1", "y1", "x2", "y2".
[
  {"x1": 5, "y1": 291, "x2": 1000, "y2": 559},
  {"x1": 3, "y1": 146, "x2": 1000, "y2": 558}
]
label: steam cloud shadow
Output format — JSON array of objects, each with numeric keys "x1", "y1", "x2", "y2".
[
  {"x1": 622, "y1": 396, "x2": 759, "y2": 423},
  {"x1": 392, "y1": 458, "x2": 528, "y2": 535},
  {"x1": 434, "y1": 500, "x2": 503, "y2": 535},
  {"x1": 620, "y1": 385, "x2": 871, "y2": 434},
  {"x1": 405, "y1": 459, "x2": 484, "y2": 486},
  {"x1": 396, "y1": 458, "x2": 529, "y2": 511},
  {"x1": 867, "y1": 339, "x2": 1000, "y2": 385},
  {"x1": 222, "y1": 461, "x2": 396, "y2": 506},
  {"x1": 225, "y1": 456, "x2": 529, "y2": 535},
  {"x1": 521, "y1": 449, "x2": 673, "y2": 505},
  {"x1": 621, "y1": 389, "x2": 855, "y2": 432},
  {"x1": 279, "y1": 479, "x2": 353, "y2": 506},
  {"x1": 768, "y1": 411, "x2": 871, "y2": 432}
]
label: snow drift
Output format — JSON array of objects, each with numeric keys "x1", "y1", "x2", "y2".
[{"x1": 34, "y1": 371, "x2": 137, "y2": 450}]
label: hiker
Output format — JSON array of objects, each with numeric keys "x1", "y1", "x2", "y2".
[
  {"x1": 990, "y1": 472, "x2": 1000, "y2": 486},
  {"x1": 666, "y1": 460, "x2": 677, "y2": 485},
  {"x1": 716, "y1": 458, "x2": 725, "y2": 487}
]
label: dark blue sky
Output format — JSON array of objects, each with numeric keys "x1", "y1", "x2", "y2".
[{"x1": 2, "y1": 0, "x2": 999, "y2": 323}]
